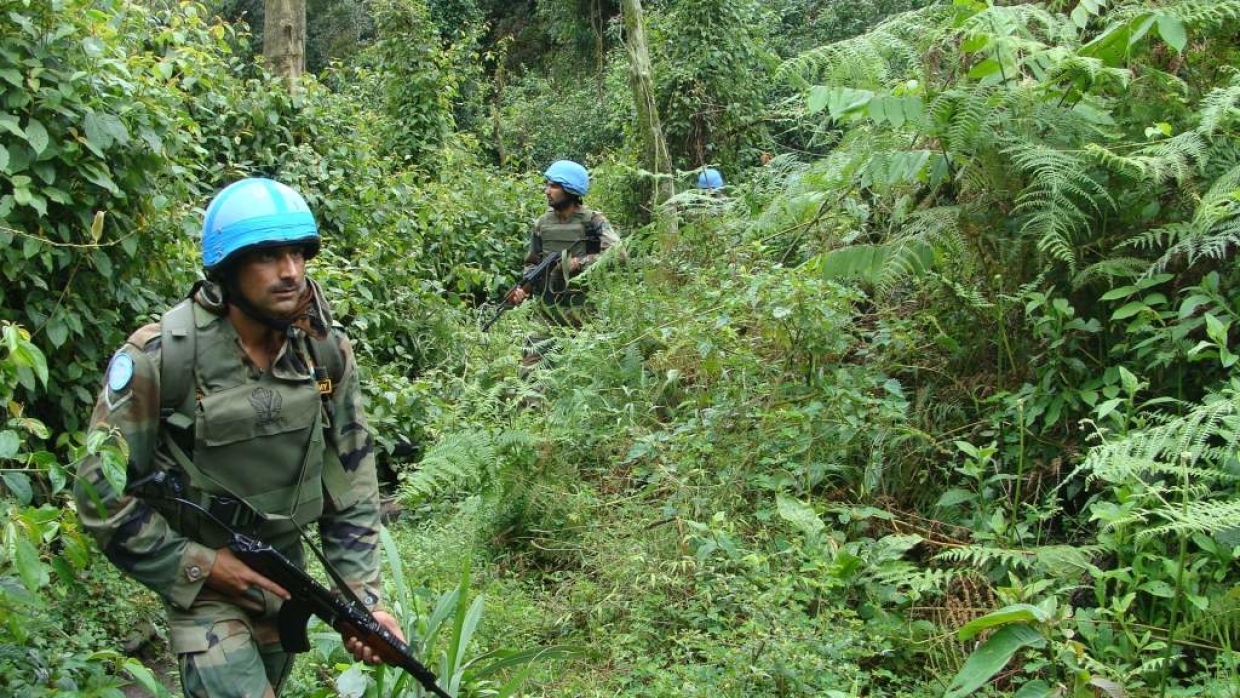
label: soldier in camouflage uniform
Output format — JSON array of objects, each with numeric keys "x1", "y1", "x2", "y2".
[
  {"x1": 74, "y1": 178, "x2": 400, "y2": 697},
  {"x1": 507, "y1": 160, "x2": 622, "y2": 369}
]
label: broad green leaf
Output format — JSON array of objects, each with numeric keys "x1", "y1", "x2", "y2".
[
  {"x1": 967, "y1": 58, "x2": 1002, "y2": 80},
  {"x1": 1204, "y1": 313, "x2": 1228, "y2": 344},
  {"x1": 1156, "y1": 14, "x2": 1187, "y2": 52},
  {"x1": 1071, "y1": 5, "x2": 1090, "y2": 29},
  {"x1": 1118, "y1": 365, "x2": 1139, "y2": 396},
  {"x1": 1128, "y1": 13, "x2": 1157, "y2": 46},
  {"x1": 1099, "y1": 285, "x2": 1137, "y2": 301},
  {"x1": 957, "y1": 604, "x2": 1048, "y2": 641},
  {"x1": 11, "y1": 340, "x2": 48, "y2": 386},
  {"x1": 83, "y1": 112, "x2": 113, "y2": 155},
  {"x1": 1110, "y1": 301, "x2": 1147, "y2": 320},
  {"x1": 1095, "y1": 397, "x2": 1124, "y2": 421},
  {"x1": 334, "y1": 665, "x2": 368, "y2": 698},
  {"x1": 0, "y1": 144, "x2": 8, "y2": 173},
  {"x1": 0, "y1": 430, "x2": 20, "y2": 459},
  {"x1": 122, "y1": 658, "x2": 171, "y2": 698},
  {"x1": 0, "y1": 113, "x2": 22, "y2": 136},
  {"x1": 1014, "y1": 680, "x2": 1056, "y2": 698},
  {"x1": 1137, "y1": 272, "x2": 1174, "y2": 289},
  {"x1": 15, "y1": 534, "x2": 48, "y2": 592},
  {"x1": 777, "y1": 494, "x2": 825, "y2": 537},
  {"x1": 98, "y1": 442, "x2": 129, "y2": 495},
  {"x1": 936, "y1": 488, "x2": 974, "y2": 508},
  {"x1": 24, "y1": 118, "x2": 49, "y2": 155},
  {"x1": 807, "y1": 85, "x2": 831, "y2": 115},
  {"x1": 1178, "y1": 294, "x2": 1212, "y2": 319},
  {"x1": 1139, "y1": 580, "x2": 1175, "y2": 598},
  {"x1": 945, "y1": 624, "x2": 1046, "y2": 698},
  {"x1": 3, "y1": 472, "x2": 34, "y2": 505}
]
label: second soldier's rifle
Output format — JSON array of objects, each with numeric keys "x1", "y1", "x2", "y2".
[{"x1": 481, "y1": 239, "x2": 583, "y2": 332}]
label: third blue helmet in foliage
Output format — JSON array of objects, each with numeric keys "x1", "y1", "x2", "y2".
[
  {"x1": 697, "y1": 168, "x2": 724, "y2": 190},
  {"x1": 544, "y1": 160, "x2": 590, "y2": 196},
  {"x1": 201, "y1": 178, "x2": 320, "y2": 272}
]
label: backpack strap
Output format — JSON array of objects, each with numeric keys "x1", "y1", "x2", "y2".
[
  {"x1": 159, "y1": 299, "x2": 198, "y2": 431},
  {"x1": 311, "y1": 329, "x2": 345, "y2": 399},
  {"x1": 585, "y1": 212, "x2": 603, "y2": 254}
]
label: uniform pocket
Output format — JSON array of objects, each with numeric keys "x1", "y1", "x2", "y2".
[{"x1": 198, "y1": 381, "x2": 320, "y2": 448}]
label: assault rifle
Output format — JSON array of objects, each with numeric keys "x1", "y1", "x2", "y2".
[
  {"x1": 481, "y1": 239, "x2": 583, "y2": 332},
  {"x1": 231, "y1": 532, "x2": 452, "y2": 698},
  {"x1": 133, "y1": 475, "x2": 453, "y2": 698}
]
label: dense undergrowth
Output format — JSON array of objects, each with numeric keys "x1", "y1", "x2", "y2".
[{"x1": 3, "y1": 0, "x2": 1240, "y2": 696}]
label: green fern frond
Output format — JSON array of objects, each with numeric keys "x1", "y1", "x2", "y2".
[
  {"x1": 400, "y1": 428, "x2": 518, "y2": 503},
  {"x1": 1072, "y1": 256, "x2": 1150, "y2": 288},
  {"x1": 1138, "y1": 499, "x2": 1240, "y2": 541},
  {"x1": 1123, "y1": 221, "x2": 1195, "y2": 254},
  {"x1": 957, "y1": 3, "x2": 1076, "y2": 49},
  {"x1": 935, "y1": 545, "x2": 1036, "y2": 571},
  {"x1": 1153, "y1": 162, "x2": 1240, "y2": 269},
  {"x1": 777, "y1": 5, "x2": 954, "y2": 89},
  {"x1": 1079, "y1": 385, "x2": 1240, "y2": 540},
  {"x1": 929, "y1": 272, "x2": 996, "y2": 310},
  {"x1": 1084, "y1": 134, "x2": 1200, "y2": 185},
  {"x1": 871, "y1": 563, "x2": 956, "y2": 599},
  {"x1": 1045, "y1": 54, "x2": 1131, "y2": 92},
  {"x1": 1158, "y1": 0, "x2": 1240, "y2": 31},
  {"x1": 1006, "y1": 141, "x2": 1113, "y2": 271},
  {"x1": 1197, "y1": 76, "x2": 1240, "y2": 136}
]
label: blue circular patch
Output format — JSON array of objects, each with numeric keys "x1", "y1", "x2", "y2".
[{"x1": 107, "y1": 353, "x2": 135, "y2": 393}]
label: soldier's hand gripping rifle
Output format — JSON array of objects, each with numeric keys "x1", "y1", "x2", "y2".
[
  {"x1": 230, "y1": 533, "x2": 452, "y2": 698},
  {"x1": 481, "y1": 239, "x2": 583, "y2": 332},
  {"x1": 140, "y1": 480, "x2": 453, "y2": 698}
]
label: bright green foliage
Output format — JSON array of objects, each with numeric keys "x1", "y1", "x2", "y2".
[
  {"x1": 651, "y1": 0, "x2": 776, "y2": 171},
  {"x1": 0, "y1": 0, "x2": 218, "y2": 431},
  {"x1": 1, "y1": 322, "x2": 164, "y2": 696},
  {"x1": 364, "y1": 0, "x2": 456, "y2": 166}
]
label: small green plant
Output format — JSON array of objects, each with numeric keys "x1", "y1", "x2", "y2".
[{"x1": 314, "y1": 527, "x2": 578, "y2": 697}]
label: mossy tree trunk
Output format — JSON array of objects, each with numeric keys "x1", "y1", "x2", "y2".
[
  {"x1": 264, "y1": 0, "x2": 306, "y2": 97},
  {"x1": 621, "y1": 0, "x2": 677, "y2": 244}
]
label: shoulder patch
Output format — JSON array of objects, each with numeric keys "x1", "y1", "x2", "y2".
[{"x1": 107, "y1": 353, "x2": 135, "y2": 393}]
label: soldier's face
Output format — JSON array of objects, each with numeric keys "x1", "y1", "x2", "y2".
[
  {"x1": 544, "y1": 181, "x2": 569, "y2": 209},
  {"x1": 234, "y1": 245, "x2": 307, "y2": 318}
]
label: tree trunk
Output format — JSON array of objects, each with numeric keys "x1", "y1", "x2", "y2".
[
  {"x1": 621, "y1": 0, "x2": 677, "y2": 243},
  {"x1": 264, "y1": 0, "x2": 306, "y2": 97}
]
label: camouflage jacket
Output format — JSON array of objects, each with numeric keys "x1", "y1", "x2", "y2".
[
  {"x1": 74, "y1": 280, "x2": 383, "y2": 616},
  {"x1": 524, "y1": 206, "x2": 622, "y2": 300}
]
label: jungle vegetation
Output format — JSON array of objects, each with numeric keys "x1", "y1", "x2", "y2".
[{"x1": 2, "y1": 0, "x2": 1239, "y2": 696}]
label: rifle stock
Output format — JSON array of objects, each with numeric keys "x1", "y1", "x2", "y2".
[{"x1": 230, "y1": 533, "x2": 452, "y2": 698}]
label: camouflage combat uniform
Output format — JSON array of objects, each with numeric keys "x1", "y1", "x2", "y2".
[
  {"x1": 519, "y1": 206, "x2": 621, "y2": 372},
  {"x1": 525, "y1": 205, "x2": 621, "y2": 320},
  {"x1": 74, "y1": 280, "x2": 382, "y2": 698}
]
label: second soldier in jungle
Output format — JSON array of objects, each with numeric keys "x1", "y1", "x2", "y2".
[
  {"x1": 506, "y1": 160, "x2": 622, "y2": 371},
  {"x1": 74, "y1": 177, "x2": 401, "y2": 698}
]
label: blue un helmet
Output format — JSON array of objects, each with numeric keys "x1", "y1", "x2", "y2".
[
  {"x1": 544, "y1": 160, "x2": 590, "y2": 196},
  {"x1": 201, "y1": 177, "x2": 320, "y2": 274},
  {"x1": 697, "y1": 167, "x2": 724, "y2": 190}
]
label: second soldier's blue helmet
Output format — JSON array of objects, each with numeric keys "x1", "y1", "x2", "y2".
[
  {"x1": 697, "y1": 167, "x2": 724, "y2": 190},
  {"x1": 201, "y1": 177, "x2": 320, "y2": 273},
  {"x1": 544, "y1": 160, "x2": 590, "y2": 196}
]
